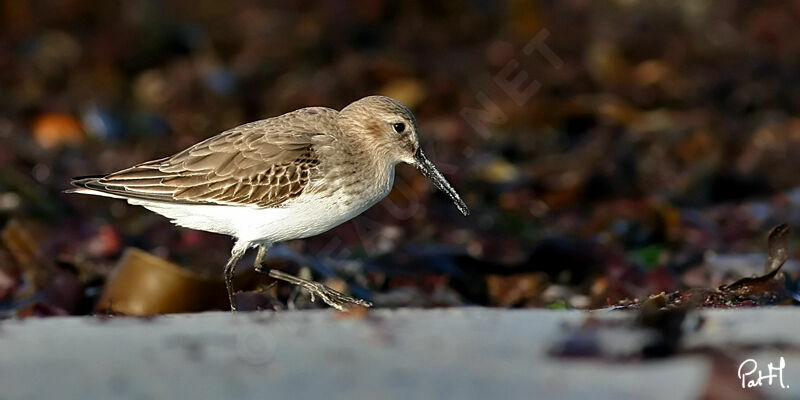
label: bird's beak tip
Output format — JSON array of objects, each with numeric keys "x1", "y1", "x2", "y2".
[{"x1": 413, "y1": 149, "x2": 469, "y2": 217}]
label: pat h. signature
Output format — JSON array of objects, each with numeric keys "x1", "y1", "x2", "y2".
[{"x1": 738, "y1": 357, "x2": 789, "y2": 389}]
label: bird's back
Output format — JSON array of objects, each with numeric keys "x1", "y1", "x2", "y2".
[{"x1": 70, "y1": 106, "x2": 342, "y2": 209}]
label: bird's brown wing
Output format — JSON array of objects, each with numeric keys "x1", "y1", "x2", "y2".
[{"x1": 72, "y1": 109, "x2": 338, "y2": 208}]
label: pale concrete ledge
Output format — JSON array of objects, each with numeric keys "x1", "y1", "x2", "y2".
[{"x1": 1, "y1": 308, "x2": 798, "y2": 400}]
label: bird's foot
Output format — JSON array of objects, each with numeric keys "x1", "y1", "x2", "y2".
[{"x1": 267, "y1": 269, "x2": 372, "y2": 310}]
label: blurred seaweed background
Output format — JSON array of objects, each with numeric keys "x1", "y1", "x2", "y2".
[{"x1": 2, "y1": 0, "x2": 800, "y2": 316}]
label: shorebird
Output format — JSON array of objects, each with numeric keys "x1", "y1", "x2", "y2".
[{"x1": 69, "y1": 96, "x2": 469, "y2": 311}]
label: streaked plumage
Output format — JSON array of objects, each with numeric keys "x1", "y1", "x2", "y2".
[{"x1": 70, "y1": 96, "x2": 468, "y2": 311}]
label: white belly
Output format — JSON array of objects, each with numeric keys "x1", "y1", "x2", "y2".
[{"x1": 131, "y1": 168, "x2": 395, "y2": 245}]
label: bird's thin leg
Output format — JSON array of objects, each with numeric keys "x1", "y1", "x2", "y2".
[
  {"x1": 253, "y1": 243, "x2": 270, "y2": 274},
  {"x1": 251, "y1": 244, "x2": 371, "y2": 310},
  {"x1": 267, "y1": 269, "x2": 373, "y2": 311},
  {"x1": 224, "y1": 243, "x2": 247, "y2": 312}
]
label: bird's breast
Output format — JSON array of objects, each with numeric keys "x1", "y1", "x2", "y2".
[{"x1": 320, "y1": 161, "x2": 396, "y2": 215}]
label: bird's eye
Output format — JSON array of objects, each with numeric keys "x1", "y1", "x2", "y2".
[{"x1": 392, "y1": 122, "x2": 406, "y2": 133}]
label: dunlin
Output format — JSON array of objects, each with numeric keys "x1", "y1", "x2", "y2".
[{"x1": 69, "y1": 96, "x2": 469, "y2": 311}]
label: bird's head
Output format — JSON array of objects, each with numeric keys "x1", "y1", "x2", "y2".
[{"x1": 338, "y1": 96, "x2": 469, "y2": 216}]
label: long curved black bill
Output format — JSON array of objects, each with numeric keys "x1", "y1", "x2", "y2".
[{"x1": 414, "y1": 149, "x2": 469, "y2": 216}]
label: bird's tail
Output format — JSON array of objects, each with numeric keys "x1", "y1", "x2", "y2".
[
  {"x1": 64, "y1": 175, "x2": 128, "y2": 199},
  {"x1": 64, "y1": 175, "x2": 103, "y2": 193}
]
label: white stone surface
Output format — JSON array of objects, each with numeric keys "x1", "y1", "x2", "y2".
[{"x1": 0, "y1": 308, "x2": 797, "y2": 399}]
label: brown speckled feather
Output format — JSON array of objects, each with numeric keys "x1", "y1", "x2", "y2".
[{"x1": 76, "y1": 107, "x2": 339, "y2": 207}]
